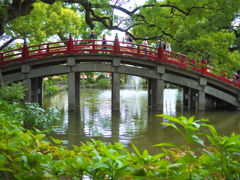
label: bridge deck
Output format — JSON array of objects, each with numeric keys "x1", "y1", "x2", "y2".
[{"x1": 1, "y1": 38, "x2": 240, "y2": 88}]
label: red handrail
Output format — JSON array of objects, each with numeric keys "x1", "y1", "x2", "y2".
[{"x1": 1, "y1": 37, "x2": 240, "y2": 88}]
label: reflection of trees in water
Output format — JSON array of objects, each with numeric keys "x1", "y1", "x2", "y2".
[{"x1": 45, "y1": 88, "x2": 240, "y2": 153}]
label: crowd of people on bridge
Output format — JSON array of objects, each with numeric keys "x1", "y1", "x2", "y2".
[{"x1": 87, "y1": 30, "x2": 171, "y2": 55}]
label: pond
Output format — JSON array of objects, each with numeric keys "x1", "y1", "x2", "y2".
[{"x1": 43, "y1": 87, "x2": 240, "y2": 155}]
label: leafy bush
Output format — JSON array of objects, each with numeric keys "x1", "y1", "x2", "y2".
[
  {"x1": 44, "y1": 86, "x2": 61, "y2": 96},
  {"x1": 85, "y1": 78, "x2": 97, "y2": 84},
  {"x1": 0, "y1": 109, "x2": 239, "y2": 180},
  {"x1": 0, "y1": 81, "x2": 26, "y2": 103},
  {"x1": 96, "y1": 73, "x2": 106, "y2": 82},
  {"x1": 21, "y1": 102, "x2": 60, "y2": 130},
  {"x1": 141, "y1": 81, "x2": 147, "y2": 86},
  {"x1": 120, "y1": 79, "x2": 125, "y2": 85},
  {"x1": 97, "y1": 79, "x2": 109, "y2": 88}
]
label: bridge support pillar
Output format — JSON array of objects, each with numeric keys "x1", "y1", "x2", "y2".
[
  {"x1": 197, "y1": 77, "x2": 207, "y2": 110},
  {"x1": 148, "y1": 78, "x2": 164, "y2": 110},
  {"x1": 183, "y1": 87, "x2": 189, "y2": 106},
  {"x1": 198, "y1": 90, "x2": 205, "y2": 110},
  {"x1": 190, "y1": 89, "x2": 197, "y2": 108},
  {"x1": 24, "y1": 79, "x2": 32, "y2": 102},
  {"x1": 183, "y1": 87, "x2": 197, "y2": 109},
  {"x1": 68, "y1": 72, "x2": 80, "y2": 111},
  {"x1": 24, "y1": 77, "x2": 43, "y2": 104},
  {"x1": 112, "y1": 72, "x2": 120, "y2": 110},
  {"x1": 0, "y1": 69, "x2": 3, "y2": 86}
]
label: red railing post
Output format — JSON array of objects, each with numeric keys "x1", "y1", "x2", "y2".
[
  {"x1": 92, "y1": 40, "x2": 95, "y2": 52},
  {"x1": 22, "y1": 39, "x2": 29, "y2": 60},
  {"x1": 137, "y1": 45, "x2": 140, "y2": 55},
  {"x1": 68, "y1": 33, "x2": 73, "y2": 54},
  {"x1": 0, "y1": 53, "x2": 3, "y2": 63},
  {"x1": 157, "y1": 46, "x2": 163, "y2": 62},
  {"x1": 114, "y1": 33, "x2": 120, "y2": 54},
  {"x1": 46, "y1": 44, "x2": 50, "y2": 53},
  {"x1": 201, "y1": 59, "x2": 207, "y2": 74}
]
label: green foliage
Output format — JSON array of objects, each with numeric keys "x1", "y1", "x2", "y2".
[
  {"x1": 85, "y1": 78, "x2": 97, "y2": 84},
  {"x1": 96, "y1": 73, "x2": 106, "y2": 82},
  {"x1": 6, "y1": 1, "x2": 83, "y2": 45},
  {"x1": 156, "y1": 115, "x2": 209, "y2": 146},
  {"x1": 97, "y1": 79, "x2": 109, "y2": 88},
  {"x1": 0, "y1": 81, "x2": 27, "y2": 103},
  {"x1": 43, "y1": 76, "x2": 67, "y2": 96},
  {"x1": 85, "y1": 72, "x2": 94, "y2": 79},
  {"x1": 44, "y1": 86, "x2": 62, "y2": 96},
  {"x1": 21, "y1": 102, "x2": 60, "y2": 130},
  {"x1": 131, "y1": 0, "x2": 240, "y2": 74},
  {"x1": 140, "y1": 80, "x2": 147, "y2": 86},
  {"x1": 154, "y1": 114, "x2": 240, "y2": 179},
  {"x1": 0, "y1": 108, "x2": 239, "y2": 179}
]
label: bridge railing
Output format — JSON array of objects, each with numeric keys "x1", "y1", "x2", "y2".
[{"x1": 1, "y1": 35, "x2": 240, "y2": 88}]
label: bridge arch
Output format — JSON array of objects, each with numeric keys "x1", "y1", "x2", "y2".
[{"x1": 1, "y1": 53, "x2": 240, "y2": 111}]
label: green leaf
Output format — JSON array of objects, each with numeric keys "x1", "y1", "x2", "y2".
[
  {"x1": 151, "y1": 153, "x2": 165, "y2": 161},
  {"x1": 192, "y1": 135, "x2": 205, "y2": 147},
  {"x1": 204, "y1": 124, "x2": 218, "y2": 137},
  {"x1": 131, "y1": 143, "x2": 143, "y2": 158},
  {"x1": 0, "y1": 168, "x2": 14, "y2": 172},
  {"x1": 143, "y1": 149, "x2": 149, "y2": 159},
  {"x1": 206, "y1": 136, "x2": 220, "y2": 148},
  {"x1": 178, "y1": 153, "x2": 197, "y2": 164},
  {"x1": 50, "y1": 137, "x2": 62, "y2": 144},
  {"x1": 159, "y1": 114, "x2": 185, "y2": 126},
  {"x1": 167, "y1": 163, "x2": 183, "y2": 170},
  {"x1": 161, "y1": 122, "x2": 185, "y2": 137},
  {"x1": 92, "y1": 162, "x2": 109, "y2": 170},
  {"x1": 154, "y1": 142, "x2": 180, "y2": 148},
  {"x1": 196, "y1": 148, "x2": 218, "y2": 160}
]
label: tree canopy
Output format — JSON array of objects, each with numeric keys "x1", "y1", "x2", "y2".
[{"x1": 1, "y1": 0, "x2": 240, "y2": 73}]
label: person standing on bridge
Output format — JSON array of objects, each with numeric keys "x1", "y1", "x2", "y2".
[
  {"x1": 142, "y1": 37, "x2": 149, "y2": 55},
  {"x1": 127, "y1": 34, "x2": 134, "y2": 48},
  {"x1": 101, "y1": 34, "x2": 107, "y2": 53},
  {"x1": 155, "y1": 39, "x2": 162, "y2": 55},
  {"x1": 89, "y1": 30, "x2": 95, "y2": 40},
  {"x1": 89, "y1": 30, "x2": 95, "y2": 49},
  {"x1": 163, "y1": 39, "x2": 171, "y2": 51},
  {"x1": 155, "y1": 40, "x2": 162, "y2": 49},
  {"x1": 163, "y1": 39, "x2": 171, "y2": 58}
]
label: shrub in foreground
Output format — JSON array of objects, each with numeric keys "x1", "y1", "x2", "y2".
[{"x1": 0, "y1": 104, "x2": 239, "y2": 180}]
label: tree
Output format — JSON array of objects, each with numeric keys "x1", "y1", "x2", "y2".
[
  {"x1": 130, "y1": 0, "x2": 240, "y2": 73},
  {"x1": 1, "y1": 0, "x2": 240, "y2": 73},
  {"x1": 2, "y1": 1, "x2": 83, "y2": 49}
]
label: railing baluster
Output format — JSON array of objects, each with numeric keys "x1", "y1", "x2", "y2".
[
  {"x1": 47, "y1": 44, "x2": 50, "y2": 53},
  {"x1": 68, "y1": 33, "x2": 73, "y2": 54},
  {"x1": 201, "y1": 59, "x2": 207, "y2": 74},
  {"x1": 157, "y1": 46, "x2": 163, "y2": 62},
  {"x1": 0, "y1": 53, "x2": 3, "y2": 62},
  {"x1": 22, "y1": 39, "x2": 29, "y2": 61},
  {"x1": 114, "y1": 33, "x2": 120, "y2": 54},
  {"x1": 137, "y1": 45, "x2": 140, "y2": 55}
]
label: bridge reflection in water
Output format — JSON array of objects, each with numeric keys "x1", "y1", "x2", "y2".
[{"x1": 45, "y1": 88, "x2": 240, "y2": 154}]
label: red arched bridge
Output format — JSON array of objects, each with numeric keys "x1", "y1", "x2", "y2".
[{"x1": 1, "y1": 34, "x2": 240, "y2": 110}]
